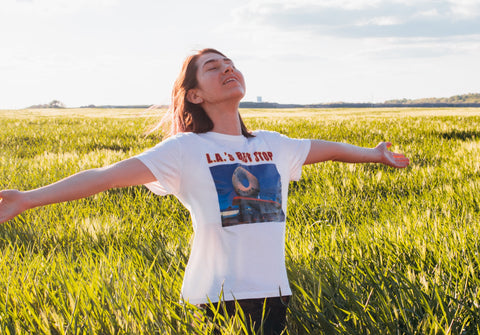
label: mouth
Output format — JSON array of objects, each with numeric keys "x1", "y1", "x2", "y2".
[{"x1": 223, "y1": 77, "x2": 238, "y2": 85}]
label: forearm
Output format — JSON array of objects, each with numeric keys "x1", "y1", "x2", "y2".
[
  {"x1": 305, "y1": 140, "x2": 382, "y2": 165},
  {"x1": 329, "y1": 142, "x2": 381, "y2": 163},
  {"x1": 23, "y1": 168, "x2": 113, "y2": 210}
]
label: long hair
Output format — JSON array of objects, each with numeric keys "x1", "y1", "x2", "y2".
[{"x1": 156, "y1": 48, "x2": 253, "y2": 138}]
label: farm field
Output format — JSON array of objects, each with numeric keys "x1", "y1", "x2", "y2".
[{"x1": 1, "y1": 107, "x2": 480, "y2": 334}]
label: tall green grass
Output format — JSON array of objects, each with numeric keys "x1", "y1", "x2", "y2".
[{"x1": 1, "y1": 108, "x2": 479, "y2": 334}]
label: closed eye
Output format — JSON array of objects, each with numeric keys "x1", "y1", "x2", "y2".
[{"x1": 202, "y1": 57, "x2": 234, "y2": 72}]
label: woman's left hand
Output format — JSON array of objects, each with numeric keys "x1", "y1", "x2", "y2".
[{"x1": 375, "y1": 142, "x2": 410, "y2": 168}]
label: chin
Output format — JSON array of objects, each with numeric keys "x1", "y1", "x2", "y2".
[{"x1": 228, "y1": 90, "x2": 245, "y2": 103}]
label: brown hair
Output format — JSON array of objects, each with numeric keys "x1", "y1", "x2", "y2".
[{"x1": 157, "y1": 48, "x2": 253, "y2": 138}]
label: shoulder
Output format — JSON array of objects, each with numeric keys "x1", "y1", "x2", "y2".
[
  {"x1": 168, "y1": 132, "x2": 199, "y2": 141},
  {"x1": 252, "y1": 130, "x2": 282, "y2": 139},
  {"x1": 252, "y1": 130, "x2": 311, "y2": 154},
  {"x1": 153, "y1": 132, "x2": 199, "y2": 147},
  {"x1": 140, "y1": 132, "x2": 199, "y2": 159},
  {"x1": 252, "y1": 130, "x2": 299, "y2": 143}
]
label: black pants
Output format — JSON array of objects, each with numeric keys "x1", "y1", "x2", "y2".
[{"x1": 200, "y1": 296, "x2": 290, "y2": 334}]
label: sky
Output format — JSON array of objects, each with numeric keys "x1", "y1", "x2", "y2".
[{"x1": 1, "y1": 0, "x2": 480, "y2": 109}]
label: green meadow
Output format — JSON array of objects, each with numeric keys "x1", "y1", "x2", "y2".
[{"x1": 0, "y1": 107, "x2": 479, "y2": 334}]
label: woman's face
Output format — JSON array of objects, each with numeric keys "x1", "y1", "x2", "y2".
[{"x1": 190, "y1": 52, "x2": 246, "y2": 105}]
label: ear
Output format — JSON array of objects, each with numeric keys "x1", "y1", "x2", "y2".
[{"x1": 186, "y1": 89, "x2": 204, "y2": 104}]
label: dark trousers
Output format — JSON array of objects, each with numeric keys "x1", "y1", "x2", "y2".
[{"x1": 200, "y1": 296, "x2": 290, "y2": 334}]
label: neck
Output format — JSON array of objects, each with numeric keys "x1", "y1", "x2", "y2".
[{"x1": 203, "y1": 100, "x2": 242, "y2": 136}]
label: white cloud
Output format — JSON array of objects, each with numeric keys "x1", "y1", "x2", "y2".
[
  {"x1": 414, "y1": 9, "x2": 441, "y2": 18},
  {"x1": 357, "y1": 15, "x2": 404, "y2": 26},
  {"x1": 447, "y1": 0, "x2": 480, "y2": 19},
  {"x1": 234, "y1": 0, "x2": 480, "y2": 38},
  {"x1": 248, "y1": 0, "x2": 383, "y2": 10}
]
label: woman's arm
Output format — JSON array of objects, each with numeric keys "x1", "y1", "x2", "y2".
[
  {"x1": 304, "y1": 140, "x2": 410, "y2": 168},
  {"x1": 0, "y1": 158, "x2": 156, "y2": 224}
]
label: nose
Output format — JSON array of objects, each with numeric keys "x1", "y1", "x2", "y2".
[{"x1": 223, "y1": 62, "x2": 234, "y2": 74}]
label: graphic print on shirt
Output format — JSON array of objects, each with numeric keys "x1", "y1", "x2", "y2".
[{"x1": 209, "y1": 163, "x2": 285, "y2": 227}]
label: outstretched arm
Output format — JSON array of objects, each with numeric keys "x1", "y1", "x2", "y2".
[
  {"x1": 304, "y1": 140, "x2": 410, "y2": 168},
  {"x1": 0, "y1": 158, "x2": 156, "y2": 224}
]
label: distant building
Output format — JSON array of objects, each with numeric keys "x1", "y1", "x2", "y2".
[{"x1": 257, "y1": 96, "x2": 262, "y2": 103}]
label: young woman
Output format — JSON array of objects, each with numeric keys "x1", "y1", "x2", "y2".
[{"x1": 0, "y1": 48, "x2": 409, "y2": 334}]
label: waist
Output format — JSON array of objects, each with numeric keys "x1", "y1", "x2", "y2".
[{"x1": 198, "y1": 295, "x2": 291, "y2": 310}]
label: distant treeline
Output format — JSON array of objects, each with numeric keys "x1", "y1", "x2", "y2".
[
  {"x1": 241, "y1": 93, "x2": 480, "y2": 108},
  {"x1": 239, "y1": 102, "x2": 480, "y2": 108},
  {"x1": 385, "y1": 93, "x2": 480, "y2": 105},
  {"x1": 79, "y1": 104, "x2": 154, "y2": 109},
  {"x1": 77, "y1": 101, "x2": 480, "y2": 109},
  {"x1": 28, "y1": 93, "x2": 480, "y2": 109},
  {"x1": 28, "y1": 100, "x2": 66, "y2": 109}
]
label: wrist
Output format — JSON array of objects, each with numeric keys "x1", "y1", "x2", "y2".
[
  {"x1": 22, "y1": 190, "x2": 38, "y2": 210},
  {"x1": 373, "y1": 143, "x2": 386, "y2": 164},
  {"x1": 375, "y1": 147, "x2": 384, "y2": 164}
]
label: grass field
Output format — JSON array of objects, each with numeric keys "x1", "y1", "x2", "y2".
[{"x1": 1, "y1": 107, "x2": 480, "y2": 334}]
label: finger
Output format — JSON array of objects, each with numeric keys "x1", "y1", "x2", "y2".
[
  {"x1": 394, "y1": 156, "x2": 410, "y2": 162},
  {"x1": 395, "y1": 158, "x2": 410, "y2": 166}
]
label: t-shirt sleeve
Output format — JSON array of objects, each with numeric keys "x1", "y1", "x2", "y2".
[
  {"x1": 259, "y1": 131, "x2": 311, "y2": 181},
  {"x1": 134, "y1": 136, "x2": 182, "y2": 196}
]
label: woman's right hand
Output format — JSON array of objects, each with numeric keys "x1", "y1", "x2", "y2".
[{"x1": 0, "y1": 189, "x2": 29, "y2": 224}]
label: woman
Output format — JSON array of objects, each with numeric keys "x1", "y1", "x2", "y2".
[{"x1": 0, "y1": 48, "x2": 409, "y2": 334}]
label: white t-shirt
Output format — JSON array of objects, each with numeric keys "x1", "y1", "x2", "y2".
[{"x1": 135, "y1": 130, "x2": 311, "y2": 304}]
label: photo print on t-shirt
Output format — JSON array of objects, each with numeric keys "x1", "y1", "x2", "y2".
[{"x1": 209, "y1": 163, "x2": 285, "y2": 227}]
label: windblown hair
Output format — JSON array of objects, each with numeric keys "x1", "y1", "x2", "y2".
[{"x1": 156, "y1": 48, "x2": 253, "y2": 138}]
